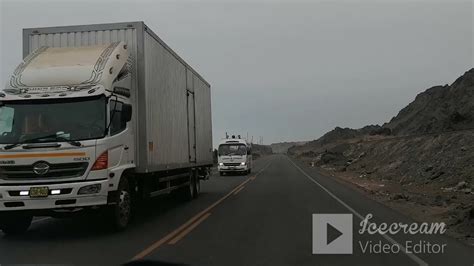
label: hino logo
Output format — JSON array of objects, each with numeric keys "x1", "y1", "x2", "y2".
[{"x1": 33, "y1": 162, "x2": 50, "y2": 175}]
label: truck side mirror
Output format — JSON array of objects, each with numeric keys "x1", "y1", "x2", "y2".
[{"x1": 122, "y1": 104, "x2": 132, "y2": 123}]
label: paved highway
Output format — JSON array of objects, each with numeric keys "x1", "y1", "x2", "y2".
[{"x1": 0, "y1": 154, "x2": 472, "y2": 265}]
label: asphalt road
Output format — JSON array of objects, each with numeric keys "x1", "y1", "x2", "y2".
[{"x1": 0, "y1": 154, "x2": 473, "y2": 265}]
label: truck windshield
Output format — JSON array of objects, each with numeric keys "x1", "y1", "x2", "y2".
[
  {"x1": 0, "y1": 96, "x2": 106, "y2": 144},
  {"x1": 218, "y1": 144, "x2": 247, "y2": 156}
]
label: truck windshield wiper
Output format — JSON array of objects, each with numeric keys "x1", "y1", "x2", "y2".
[
  {"x1": 55, "y1": 136, "x2": 82, "y2": 147},
  {"x1": 2, "y1": 134, "x2": 56, "y2": 150},
  {"x1": 3, "y1": 143, "x2": 22, "y2": 150},
  {"x1": 3, "y1": 134, "x2": 81, "y2": 150}
]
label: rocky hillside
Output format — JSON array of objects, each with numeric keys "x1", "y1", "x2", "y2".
[
  {"x1": 251, "y1": 144, "x2": 273, "y2": 159},
  {"x1": 291, "y1": 68, "x2": 474, "y2": 152},
  {"x1": 302, "y1": 125, "x2": 390, "y2": 148},
  {"x1": 270, "y1": 141, "x2": 307, "y2": 154},
  {"x1": 384, "y1": 69, "x2": 474, "y2": 136}
]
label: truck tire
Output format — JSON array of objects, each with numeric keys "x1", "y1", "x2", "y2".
[
  {"x1": 0, "y1": 214, "x2": 32, "y2": 235},
  {"x1": 194, "y1": 174, "x2": 201, "y2": 198},
  {"x1": 108, "y1": 177, "x2": 132, "y2": 231},
  {"x1": 219, "y1": 171, "x2": 224, "y2": 176},
  {"x1": 181, "y1": 172, "x2": 196, "y2": 201}
]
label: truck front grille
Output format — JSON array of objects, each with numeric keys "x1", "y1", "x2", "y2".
[
  {"x1": 0, "y1": 162, "x2": 89, "y2": 180},
  {"x1": 223, "y1": 163, "x2": 241, "y2": 166}
]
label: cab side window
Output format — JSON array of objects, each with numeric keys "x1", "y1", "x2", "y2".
[
  {"x1": 110, "y1": 100, "x2": 126, "y2": 135},
  {"x1": 0, "y1": 107, "x2": 14, "y2": 135}
]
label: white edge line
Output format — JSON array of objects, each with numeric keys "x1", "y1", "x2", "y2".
[{"x1": 287, "y1": 157, "x2": 428, "y2": 266}]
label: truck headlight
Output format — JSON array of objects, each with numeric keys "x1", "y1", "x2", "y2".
[
  {"x1": 240, "y1": 162, "x2": 246, "y2": 166},
  {"x1": 219, "y1": 163, "x2": 223, "y2": 166},
  {"x1": 78, "y1": 184, "x2": 101, "y2": 195}
]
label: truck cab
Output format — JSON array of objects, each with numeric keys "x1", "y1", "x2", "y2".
[
  {"x1": 0, "y1": 42, "x2": 136, "y2": 234},
  {"x1": 0, "y1": 22, "x2": 213, "y2": 236},
  {"x1": 217, "y1": 138, "x2": 252, "y2": 176}
]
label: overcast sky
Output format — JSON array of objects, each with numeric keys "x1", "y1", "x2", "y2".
[{"x1": 0, "y1": 0, "x2": 472, "y2": 145}]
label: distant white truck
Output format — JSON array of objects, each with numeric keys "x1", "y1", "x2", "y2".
[
  {"x1": 217, "y1": 137, "x2": 252, "y2": 176},
  {"x1": 0, "y1": 22, "x2": 213, "y2": 235}
]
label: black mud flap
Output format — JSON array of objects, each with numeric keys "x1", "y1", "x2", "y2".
[{"x1": 107, "y1": 190, "x2": 119, "y2": 205}]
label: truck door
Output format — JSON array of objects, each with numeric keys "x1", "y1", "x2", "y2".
[{"x1": 187, "y1": 70, "x2": 197, "y2": 163}]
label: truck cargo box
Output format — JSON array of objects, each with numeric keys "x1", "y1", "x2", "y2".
[{"x1": 22, "y1": 22, "x2": 213, "y2": 173}]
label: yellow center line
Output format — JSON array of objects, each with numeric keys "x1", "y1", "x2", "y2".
[
  {"x1": 131, "y1": 178, "x2": 251, "y2": 261},
  {"x1": 233, "y1": 185, "x2": 245, "y2": 195},
  {"x1": 168, "y1": 213, "x2": 211, "y2": 245},
  {"x1": 130, "y1": 158, "x2": 274, "y2": 261}
]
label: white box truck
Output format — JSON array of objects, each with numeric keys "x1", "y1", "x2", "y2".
[{"x1": 0, "y1": 22, "x2": 213, "y2": 234}]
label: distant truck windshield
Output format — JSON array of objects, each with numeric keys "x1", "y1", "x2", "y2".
[
  {"x1": 218, "y1": 144, "x2": 247, "y2": 156},
  {"x1": 0, "y1": 96, "x2": 106, "y2": 144}
]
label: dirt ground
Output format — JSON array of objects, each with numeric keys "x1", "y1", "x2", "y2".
[{"x1": 309, "y1": 165, "x2": 474, "y2": 246}]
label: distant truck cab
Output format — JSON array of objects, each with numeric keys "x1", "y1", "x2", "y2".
[{"x1": 217, "y1": 137, "x2": 252, "y2": 176}]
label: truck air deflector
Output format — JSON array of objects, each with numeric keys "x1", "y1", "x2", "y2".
[{"x1": 4, "y1": 42, "x2": 129, "y2": 100}]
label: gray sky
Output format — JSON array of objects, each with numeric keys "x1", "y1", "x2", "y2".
[{"x1": 1, "y1": 0, "x2": 472, "y2": 145}]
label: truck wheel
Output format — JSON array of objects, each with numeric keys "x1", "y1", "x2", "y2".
[
  {"x1": 219, "y1": 171, "x2": 224, "y2": 176},
  {"x1": 181, "y1": 172, "x2": 196, "y2": 201},
  {"x1": 109, "y1": 177, "x2": 132, "y2": 231},
  {"x1": 0, "y1": 214, "x2": 32, "y2": 235},
  {"x1": 194, "y1": 175, "x2": 201, "y2": 198}
]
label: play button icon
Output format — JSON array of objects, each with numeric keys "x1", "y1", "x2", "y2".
[
  {"x1": 313, "y1": 214, "x2": 353, "y2": 254},
  {"x1": 327, "y1": 223, "x2": 343, "y2": 245}
]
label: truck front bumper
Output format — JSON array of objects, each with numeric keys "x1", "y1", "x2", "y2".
[
  {"x1": 218, "y1": 165, "x2": 248, "y2": 172},
  {"x1": 0, "y1": 179, "x2": 111, "y2": 211}
]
